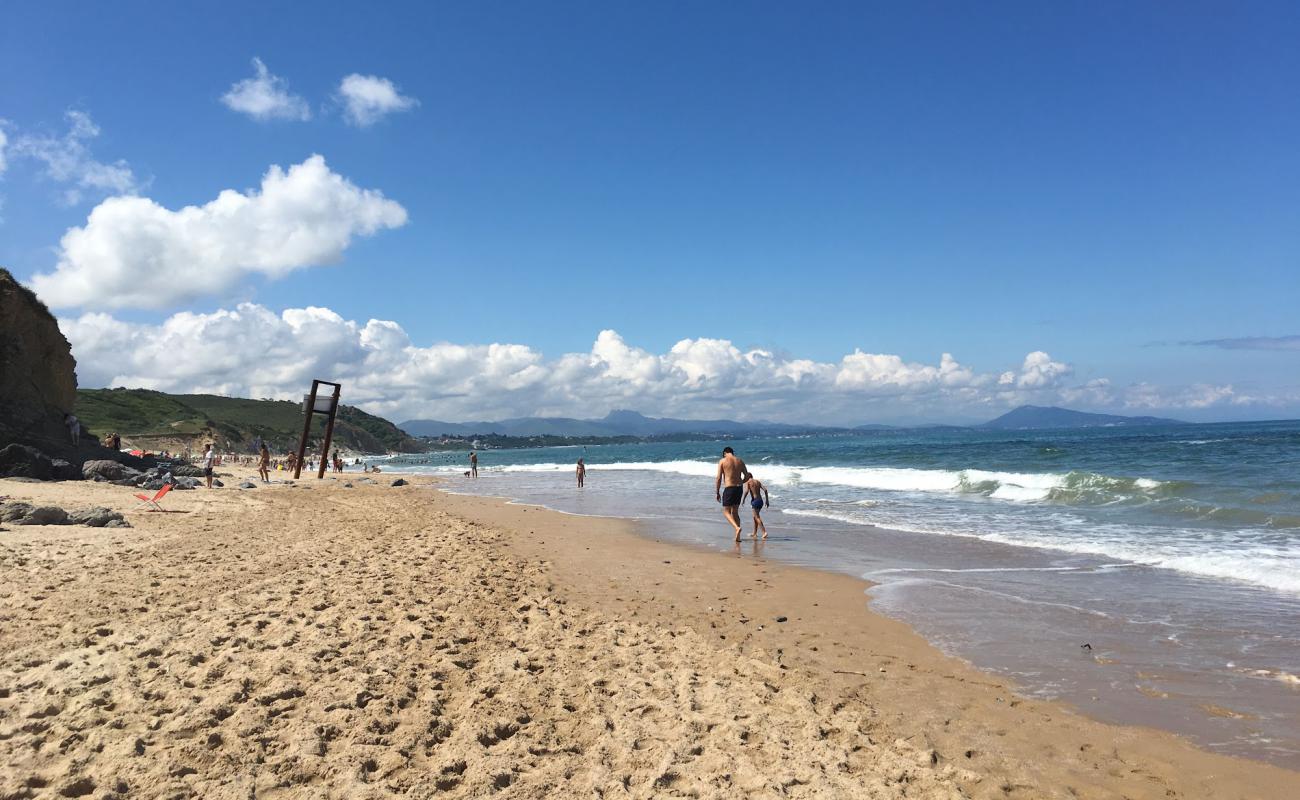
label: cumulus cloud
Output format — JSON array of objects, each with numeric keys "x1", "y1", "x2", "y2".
[
  {"x1": 30, "y1": 155, "x2": 407, "y2": 311},
  {"x1": 58, "y1": 304, "x2": 1174, "y2": 424},
  {"x1": 336, "y1": 74, "x2": 418, "y2": 126},
  {"x1": 1013, "y1": 350, "x2": 1073, "y2": 388},
  {"x1": 10, "y1": 111, "x2": 143, "y2": 204},
  {"x1": 221, "y1": 58, "x2": 312, "y2": 121}
]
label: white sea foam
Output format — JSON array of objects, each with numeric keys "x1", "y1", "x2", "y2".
[
  {"x1": 782, "y1": 507, "x2": 1300, "y2": 594},
  {"x1": 484, "y1": 460, "x2": 1164, "y2": 505}
]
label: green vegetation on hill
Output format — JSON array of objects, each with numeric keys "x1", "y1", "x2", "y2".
[{"x1": 75, "y1": 388, "x2": 425, "y2": 454}]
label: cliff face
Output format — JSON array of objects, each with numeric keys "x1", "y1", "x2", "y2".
[{"x1": 0, "y1": 267, "x2": 80, "y2": 451}]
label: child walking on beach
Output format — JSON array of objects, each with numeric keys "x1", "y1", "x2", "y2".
[{"x1": 743, "y1": 474, "x2": 770, "y2": 539}]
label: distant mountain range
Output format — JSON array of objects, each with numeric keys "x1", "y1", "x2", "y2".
[
  {"x1": 403, "y1": 405, "x2": 1186, "y2": 439},
  {"x1": 400, "y1": 410, "x2": 836, "y2": 438},
  {"x1": 979, "y1": 405, "x2": 1182, "y2": 430}
]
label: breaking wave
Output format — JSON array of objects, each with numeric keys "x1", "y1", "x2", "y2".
[{"x1": 488, "y1": 460, "x2": 1171, "y2": 506}]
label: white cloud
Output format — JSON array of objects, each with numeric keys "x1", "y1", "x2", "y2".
[
  {"x1": 30, "y1": 155, "x2": 407, "y2": 311},
  {"x1": 221, "y1": 58, "x2": 312, "y2": 121},
  {"x1": 0, "y1": 126, "x2": 8, "y2": 176},
  {"x1": 336, "y1": 74, "x2": 418, "y2": 127},
  {"x1": 1015, "y1": 350, "x2": 1073, "y2": 388},
  {"x1": 59, "y1": 306, "x2": 1190, "y2": 424},
  {"x1": 1121, "y1": 382, "x2": 1238, "y2": 410},
  {"x1": 11, "y1": 111, "x2": 142, "y2": 204}
]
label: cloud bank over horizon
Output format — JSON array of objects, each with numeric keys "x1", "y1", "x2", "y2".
[{"x1": 56, "y1": 303, "x2": 1265, "y2": 426}]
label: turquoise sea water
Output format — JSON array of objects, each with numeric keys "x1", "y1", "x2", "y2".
[{"x1": 381, "y1": 420, "x2": 1300, "y2": 766}]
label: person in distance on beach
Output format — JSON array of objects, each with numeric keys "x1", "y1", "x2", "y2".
[
  {"x1": 258, "y1": 442, "x2": 270, "y2": 483},
  {"x1": 576, "y1": 457, "x2": 586, "y2": 488},
  {"x1": 743, "y1": 474, "x2": 770, "y2": 539},
  {"x1": 715, "y1": 446, "x2": 751, "y2": 542},
  {"x1": 201, "y1": 443, "x2": 216, "y2": 489},
  {"x1": 469, "y1": 450, "x2": 478, "y2": 478}
]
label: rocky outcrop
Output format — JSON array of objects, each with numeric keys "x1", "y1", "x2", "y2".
[
  {"x1": 82, "y1": 460, "x2": 143, "y2": 482},
  {"x1": 0, "y1": 444, "x2": 55, "y2": 480},
  {"x1": 0, "y1": 501, "x2": 129, "y2": 528},
  {"x1": 66, "y1": 507, "x2": 130, "y2": 527},
  {"x1": 49, "y1": 459, "x2": 81, "y2": 480},
  {"x1": 0, "y1": 268, "x2": 78, "y2": 452},
  {"x1": 0, "y1": 268, "x2": 157, "y2": 478}
]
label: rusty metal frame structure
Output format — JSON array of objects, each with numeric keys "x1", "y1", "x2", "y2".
[{"x1": 294, "y1": 380, "x2": 342, "y2": 480}]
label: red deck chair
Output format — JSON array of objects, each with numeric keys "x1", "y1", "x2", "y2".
[{"x1": 133, "y1": 483, "x2": 173, "y2": 511}]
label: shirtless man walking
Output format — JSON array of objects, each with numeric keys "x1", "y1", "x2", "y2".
[{"x1": 714, "y1": 446, "x2": 751, "y2": 541}]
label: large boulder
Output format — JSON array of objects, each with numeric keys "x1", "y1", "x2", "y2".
[
  {"x1": 0, "y1": 268, "x2": 78, "y2": 452},
  {"x1": 49, "y1": 458, "x2": 82, "y2": 481},
  {"x1": 66, "y1": 507, "x2": 127, "y2": 527},
  {"x1": 0, "y1": 444, "x2": 54, "y2": 480},
  {"x1": 15, "y1": 506, "x2": 69, "y2": 526},
  {"x1": 82, "y1": 460, "x2": 143, "y2": 482},
  {"x1": 0, "y1": 502, "x2": 34, "y2": 523},
  {"x1": 0, "y1": 501, "x2": 130, "y2": 528}
]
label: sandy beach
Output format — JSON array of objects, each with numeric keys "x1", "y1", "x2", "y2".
[{"x1": 1, "y1": 473, "x2": 1295, "y2": 799}]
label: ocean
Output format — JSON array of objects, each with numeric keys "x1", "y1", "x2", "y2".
[{"x1": 379, "y1": 420, "x2": 1300, "y2": 767}]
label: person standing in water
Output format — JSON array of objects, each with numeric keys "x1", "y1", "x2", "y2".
[
  {"x1": 714, "y1": 446, "x2": 751, "y2": 541},
  {"x1": 743, "y1": 474, "x2": 770, "y2": 539},
  {"x1": 469, "y1": 450, "x2": 478, "y2": 478},
  {"x1": 576, "y1": 457, "x2": 586, "y2": 488}
]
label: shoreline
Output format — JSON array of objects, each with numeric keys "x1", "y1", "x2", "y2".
[
  {"x1": 425, "y1": 469, "x2": 1300, "y2": 769},
  {"x1": 1, "y1": 473, "x2": 1295, "y2": 798},
  {"x1": 431, "y1": 486, "x2": 1297, "y2": 795}
]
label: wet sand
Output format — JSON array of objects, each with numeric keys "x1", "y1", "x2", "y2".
[{"x1": 0, "y1": 473, "x2": 1294, "y2": 798}]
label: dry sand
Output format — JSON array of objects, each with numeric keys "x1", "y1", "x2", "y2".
[{"x1": 0, "y1": 473, "x2": 1294, "y2": 799}]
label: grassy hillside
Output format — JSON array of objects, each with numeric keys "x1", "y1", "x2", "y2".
[{"x1": 75, "y1": 388, "x2": 425, "y2": 454}]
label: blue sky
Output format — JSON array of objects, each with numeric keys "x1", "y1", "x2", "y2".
[{"x1": 2, "y1": 1, "x2": 1297, "y2": 424}]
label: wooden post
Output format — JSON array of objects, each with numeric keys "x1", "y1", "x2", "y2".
[
  {"x1": 293, "y1": 380, "x2": 319, "y2": 479},
  {"x1": 293, "y1": 379, "x2": 342, "y2": 480},
  {"x1": 317, "y1": 383, "x2": 341, "y2": 480}
]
